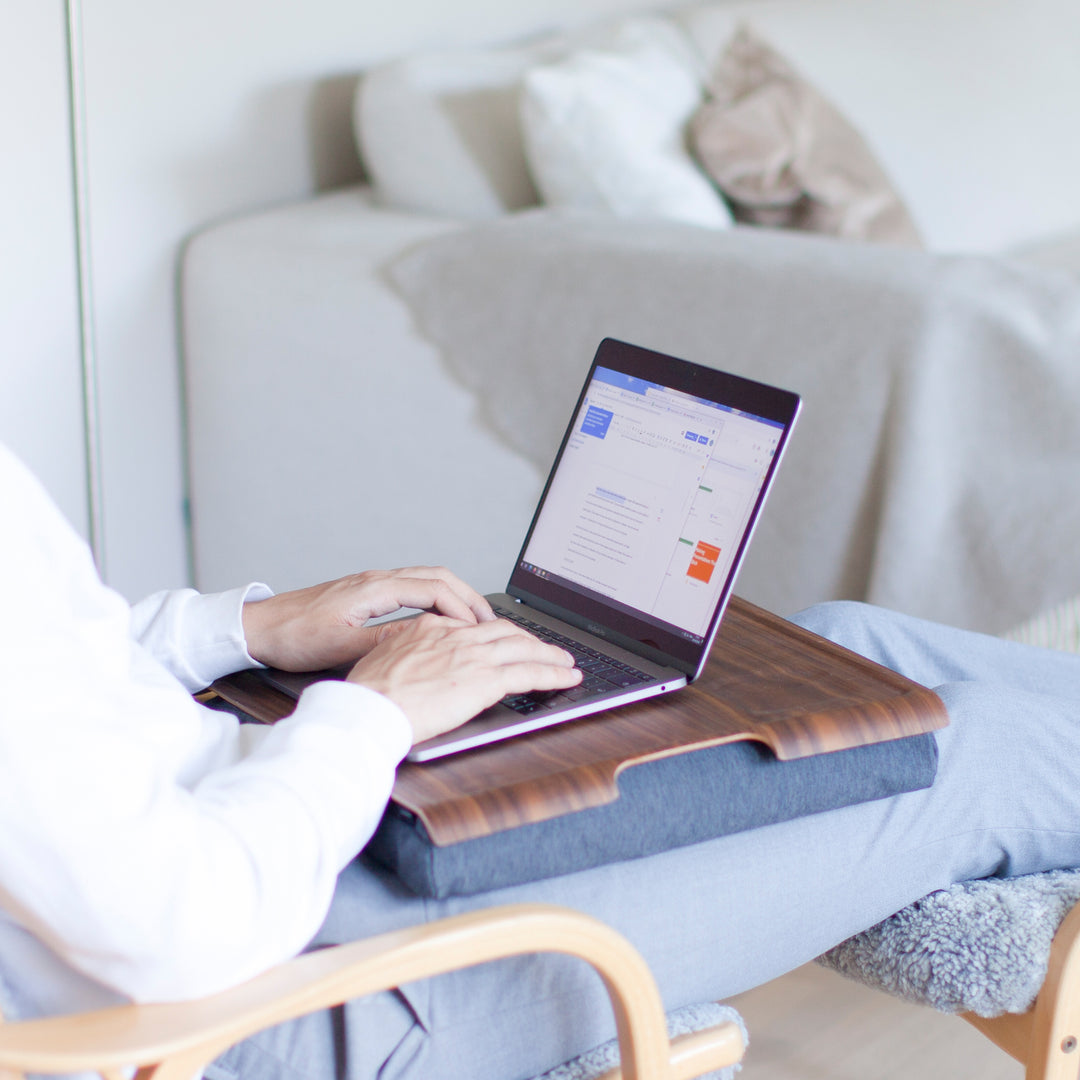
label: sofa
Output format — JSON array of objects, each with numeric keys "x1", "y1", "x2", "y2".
[{"x1": 182, "y1": 0, "x2": 1080, "y2": 637}]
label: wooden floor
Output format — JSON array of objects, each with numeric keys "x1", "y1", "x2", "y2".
[{"x1": 728, "y1": 963, "x2": 1023, "y2": 1080}]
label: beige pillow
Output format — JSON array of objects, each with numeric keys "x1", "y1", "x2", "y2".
[{"x1": 689, "y1": 26, "x2": 922, "y2": 248}]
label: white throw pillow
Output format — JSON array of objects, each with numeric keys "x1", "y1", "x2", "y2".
[
  {"x1": 519, "y1": 22, "x2": 732, "y2": 229},
  {"x1": 673, "y1": 0, "x2": 1080, "y2": 253}
]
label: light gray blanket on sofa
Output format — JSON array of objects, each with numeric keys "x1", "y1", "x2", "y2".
[{"x1": 389, "y1": 214, "x2": 1080, "y2": 632}]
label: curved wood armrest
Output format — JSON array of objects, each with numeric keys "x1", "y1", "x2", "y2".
[
  {"x1": 1023, "y1": 897, "x2": 1080, "y2": 1079},
  {"x1": 0, "y1": 903, "x2": 744, "y2": 1080},
  {"x1": 962, "y1": 897, "x2": 1080, "y2": 1080}
]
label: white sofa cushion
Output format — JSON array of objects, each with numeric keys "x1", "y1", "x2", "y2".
[
  {"x1": 520, "y1": 20, "x2": 732, "y2": 228},
  {"x1": 354, "y1": 16, "x2": 712, "y2": 223},
  {"x1": 673, "y1": 0, "x2": 1080, "y2": 253},
  {"x1": 355, "y1": 41, "x2": 560, "y2": 219}
]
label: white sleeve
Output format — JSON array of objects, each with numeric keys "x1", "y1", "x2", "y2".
[
  {"x1": 129, "y1": 582, "x2": 274, "y2": 691},
  {"x1": 0, "y1": 672, "x2": 412, "y2": 1004},
  {"x1": 0, "y1": 445, "x2": 414, "y2": 1004}
]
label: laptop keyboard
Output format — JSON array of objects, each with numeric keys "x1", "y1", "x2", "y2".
[{"x1": 492, "y1": 605, "x2": 654, "y2": 714}]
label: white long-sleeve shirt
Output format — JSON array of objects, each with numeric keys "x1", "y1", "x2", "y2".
[{"x1": 0, "y1": 444, "x2": 412, "y2": 1017}]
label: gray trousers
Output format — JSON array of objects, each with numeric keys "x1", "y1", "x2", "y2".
[{"x1": 210, "y1": 601, "x2": 1080, "y2": 1080}]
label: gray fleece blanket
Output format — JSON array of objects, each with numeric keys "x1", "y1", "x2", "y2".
[
  {"x1": 389, "y1": 213, "x2": 1080, "y2": 633},
  {"x1": 819, "y1": 869, "x2": 1080, "y2": 1017}
]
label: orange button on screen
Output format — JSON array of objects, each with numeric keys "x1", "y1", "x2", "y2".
[{"x1": 687, "y1": 541, "x2": 721, "y2": 584}]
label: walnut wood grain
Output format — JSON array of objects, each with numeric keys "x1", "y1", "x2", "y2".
[
  {"x1": 208, "y1": 669, "x2": 294, "y2": 724},
  {"x1": 210, "y1": 597, "x2": 948, "y2": 847}
]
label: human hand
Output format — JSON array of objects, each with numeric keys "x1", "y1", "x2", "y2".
[
  {"x1": 345, "y1": 614, "x2": 582, "y2": 745},
  {"x1": 241, "y1": 567, "x2": 495, "y2": 672}
]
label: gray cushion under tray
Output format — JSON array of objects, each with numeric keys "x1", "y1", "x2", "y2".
[{"x1": 366, "y1": 732, "x2": 939, "y2": 898}]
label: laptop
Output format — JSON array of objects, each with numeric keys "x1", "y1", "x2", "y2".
[{"x1": 262, "y1": 338, "x2": 800, "y2": 762}]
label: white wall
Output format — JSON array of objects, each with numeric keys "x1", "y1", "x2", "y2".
[
  {"x1": 5, "y1": 0, "x2": 683, "y2": 601},
  {"x1": 1, "y1": 1, "x2": 87, "y2": 539},
  {"x1": 76, "y1": 0, "x2": 679, "y2": 598}
]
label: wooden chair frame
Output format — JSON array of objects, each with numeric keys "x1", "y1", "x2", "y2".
[
  {"x1": 963, "y1": 900, "x2": 1080, "y2": 1080},
  {"x1": 0, "y1": 903, "x2": 743, "y2": 1080}
]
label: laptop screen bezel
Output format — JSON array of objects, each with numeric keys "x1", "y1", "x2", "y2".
[{"x1": 506, "y1": 337, "x2": 801, "y2": 677}]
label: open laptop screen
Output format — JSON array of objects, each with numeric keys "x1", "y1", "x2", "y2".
[{"x1": 508, "y1": 339, "x2": 800, "y2": 675}]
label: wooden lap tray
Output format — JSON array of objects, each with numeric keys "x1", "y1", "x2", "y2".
[{"x1": 211, "y1": 597, "x2": 948, "y2": 848}]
